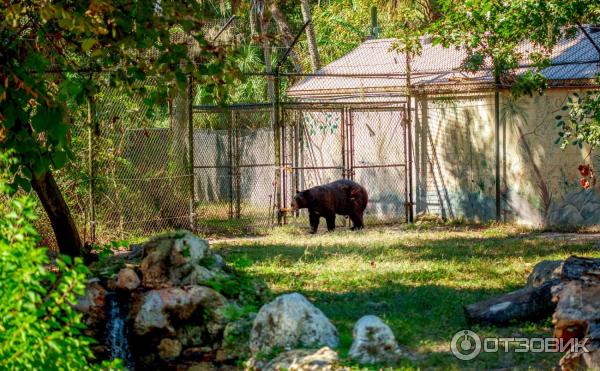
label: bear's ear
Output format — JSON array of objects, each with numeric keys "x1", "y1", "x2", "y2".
[{"x1": 296, "y1": 189, "x2": 301, "y2": 194}]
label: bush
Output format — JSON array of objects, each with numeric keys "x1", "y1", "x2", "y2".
[{"x1": 0, "y1": 153, "x2": 119, "y2": 370}]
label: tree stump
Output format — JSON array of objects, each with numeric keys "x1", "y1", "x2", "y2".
[{"x1": 552, "y1": 256, "x2": 600, "y2": 370}]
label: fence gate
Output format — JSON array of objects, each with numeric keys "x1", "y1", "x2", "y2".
[
  {"x1": 282, "y1": 103, "x2": 409, "y2": 226},
  {"x1": 347, "y1": 107, "x2": 409, "y2": 224},
  {"x1": 281, "y1": 105, "x2": 346, "y2": 225}
]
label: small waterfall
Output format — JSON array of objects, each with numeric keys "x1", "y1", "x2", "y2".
[{"x1": 105, "y1": 292, "x2": 135, "y2": 369}]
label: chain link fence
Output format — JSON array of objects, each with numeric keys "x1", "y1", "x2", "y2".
[{"x1": 11, "y1": 20, "x2": 599, "y2": 248}]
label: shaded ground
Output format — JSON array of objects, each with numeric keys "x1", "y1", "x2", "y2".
[{"x1": 211, "y1": 224, "x2": 600, "y2": 370}]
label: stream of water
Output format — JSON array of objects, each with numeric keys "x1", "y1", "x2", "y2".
[{"x1": 105, "y1": 292, "x2": 135, "y2": 369}]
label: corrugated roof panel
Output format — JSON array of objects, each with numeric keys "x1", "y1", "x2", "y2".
[{"x1": 289, "y1": 27, "x2": 600, "y2": 98}]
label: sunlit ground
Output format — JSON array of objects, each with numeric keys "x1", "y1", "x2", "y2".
[{"x1": 212, "y1": 223, "x2": 600, "y2": 369}]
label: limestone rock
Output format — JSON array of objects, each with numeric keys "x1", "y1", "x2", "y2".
[
  {"x1": 262, "y1": 347, "x2": 339, "y2": 371},
  {"x1": 349, "y1": 315, "x2": 402, "y2": 364},
  {"x1": 134, "y1": 285, "x2": 227, "y2": 335},
  {"x1": 249, "y1": 293, "x2": 339, "y2": 355},
  {"x1": 158, "y1": 338, "x2": 182, "y2": 360},
  {"x1": 116, "y1": 267, "x2": 141, "y2": 291},
  {"x1": 74, "y1": 280, "x2": 107, "y2": 331},
  {"x1": 139, "y1": 231, "x2": 213, "y2": 288},
  {"x1": 526, "y1": 260, "x2": 562, "y2": 288}
]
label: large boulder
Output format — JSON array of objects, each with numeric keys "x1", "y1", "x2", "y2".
[
  {"x1": 134, "y1": 285, "x2": 228, "y2": 335},
  {"x1": 249, "y1": 293, "x2": 339, "y2": 355},
  {"x1": 349, "y1": 315, "x2": 403, "y2": 364},
  {"x1": 526, "y1": 260, "x2": 562, "y2": 288},
  {"x1": 139, "y1": 231, "x2": 219, "y2": 288},
  {"x1": 261, "y1": 347, "x2": 339, "y2": 371}
]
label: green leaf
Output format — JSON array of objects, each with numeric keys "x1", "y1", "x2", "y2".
[
  {"x1": 51, "y1": 151, "x2": 68, "y2": 169},
  {"x1": 81, "y1": 38, "x2": 97, "y2": 52}
]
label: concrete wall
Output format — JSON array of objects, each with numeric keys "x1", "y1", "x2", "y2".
[{"x1": 415, "y1": 89, "x2": 598, "y2": 226}]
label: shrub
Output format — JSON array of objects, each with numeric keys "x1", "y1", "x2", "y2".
[{"x1": 0, "y1": 153, "x2": 119, "y2": 370}]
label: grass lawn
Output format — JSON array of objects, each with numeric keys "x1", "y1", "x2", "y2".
[{"x1": 212, "y1": 223, "x2": 600, "y2": 370}]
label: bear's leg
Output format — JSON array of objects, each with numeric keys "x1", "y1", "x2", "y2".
[
  {"x1": 325, "y1": 214, "x2": 336, "y2": 231},
  {"x1": 350, "y1": 212, "x2": 364, "y2": 230},
  {"x1": 309, "y1": 211, "x2": 320, "y2": 234}
]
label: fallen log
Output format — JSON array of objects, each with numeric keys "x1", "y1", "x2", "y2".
[{"x1": 464, "y1": 280, "x2": 557, "y2": 325}]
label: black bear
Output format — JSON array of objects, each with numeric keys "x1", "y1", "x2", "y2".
[{"x1": 291, "y1": 179, "x2": 368, "y2": 233}]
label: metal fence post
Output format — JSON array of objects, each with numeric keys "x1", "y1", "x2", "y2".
[
  {"x1": 406, "y1": 51, "x2": 415, "y2": 223},
  {"x1": 232, "y1": 110, "x2": 241, "y2": 219},
  {"x1": 341, "y1": 108, "x2": 346, "y2": 179},
  {"x1": 273, "y1": 72, "x2": 283, "y2": 225},
  {"x1": 228, "y1": 109, "x2": 234, "y2": 219},
  {"x1": 87, "y1": 96, "x2": 96, "y2": 244},
  {"x1": 188, "y1": 74, "x2": 195, "y2": 231}
]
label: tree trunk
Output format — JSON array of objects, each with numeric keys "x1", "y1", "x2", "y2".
[
  {"x1": 258, "y1": 3, "x2": 275, "y2": 101},
  {"x1": 270, "y1": 2, "x2": 303, "y2": 74},
  {"x1": 464, "y1": 280, "x2": 557, "y2": 325},
  {"x1": 249, "y1": 3, "x2": 258, "y2": 42},
  {"x1": 300, "y1": 0, "x2": 321, "y2": 72},
  {"x1": 30, "y1": 169, "x2": 82, "y2": 258}
]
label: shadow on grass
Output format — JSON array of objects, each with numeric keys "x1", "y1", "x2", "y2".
[
  {"x1": 213, "y1": 229, "x2": 598, "y2": 369},
  {"x1": 217, "y1": 233, "x2": 598, "y2": 265}
]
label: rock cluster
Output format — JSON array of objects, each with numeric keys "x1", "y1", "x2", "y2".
[
  {"x1": 76, "y1": 230, "x2": 266, "y2": 369},
  {"x1": 77, "y1": 231, "x2": 409, "y2": 369},
  {"x1": 247, "y1": 293, "x2": 404, "y2": 369}
]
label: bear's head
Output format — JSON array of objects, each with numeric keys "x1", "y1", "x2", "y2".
[{"x1": 291, "y1": 190, "x2": 310, "y2": 210}]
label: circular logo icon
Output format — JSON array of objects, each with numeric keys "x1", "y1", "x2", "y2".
[{"x1": 451, "y1": 330, "x2": 482, "y2": 360}]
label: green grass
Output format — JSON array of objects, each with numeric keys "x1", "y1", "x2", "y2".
[{"x1": 211, "y1": 224, "x2": 600, "y2": 370}]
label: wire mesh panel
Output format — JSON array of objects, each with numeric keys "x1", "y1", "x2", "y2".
[
  {"x1": 349, "y1": 107, "x2": 408, "y2": 224},
  {"x1": 283, "y1": 107, "x2": 345, "y2": 189},
  {"x1": 193, "y1": 110, "x2": 233, "y2": 229},
  {"x1": 92, "y1": 81, "x2": 193, "y2": 242},
  {"x1": 235, "y1": 108, "x2": 276, "y2": 227},
  {"x1": 193, "y1": 105, "x2": 275, "y2": 232}
]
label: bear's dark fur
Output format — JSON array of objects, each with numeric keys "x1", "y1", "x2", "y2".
[{"x1": 291, "y1": 179, "x2": 368, "y2": 233}]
